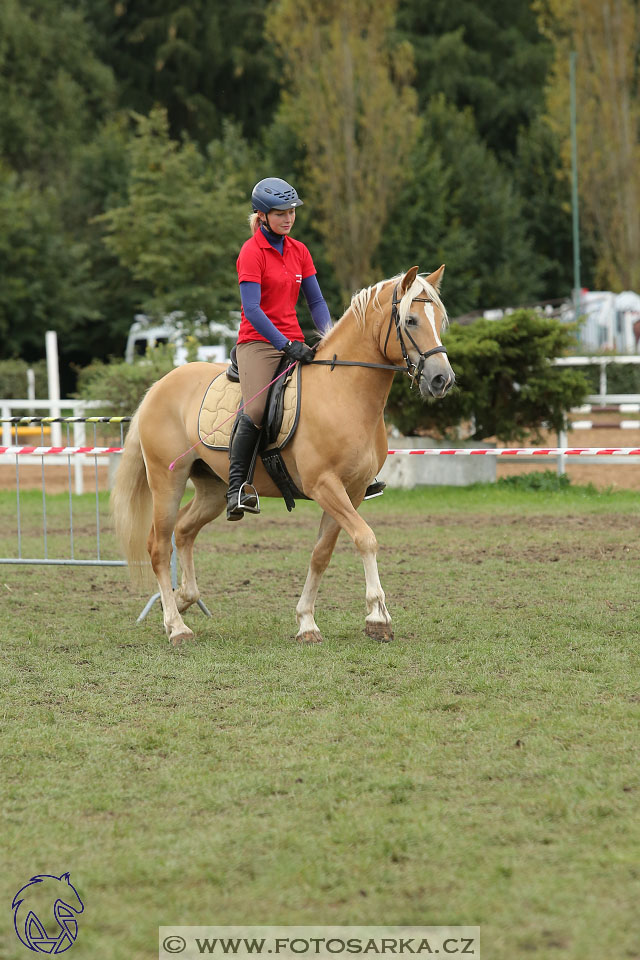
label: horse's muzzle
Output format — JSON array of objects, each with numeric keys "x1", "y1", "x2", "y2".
[{"x1": 420, "y1": 358, "x2": 455, "y2": 400}]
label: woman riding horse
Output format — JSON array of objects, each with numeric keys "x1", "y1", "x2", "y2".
[
  {"x1": 229, "y1": 177, "x2": 332, "y2": 520},
  {"x1": 111, "y1": 264, "x2": 455, "y2": 646}
]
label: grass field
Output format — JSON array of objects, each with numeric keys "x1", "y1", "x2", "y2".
[{"x1": 1, "y1": 481, "x2": 640, "y2": 960}]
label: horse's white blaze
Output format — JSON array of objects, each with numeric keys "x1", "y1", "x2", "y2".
[{"x1": 424, "y1": 301, "x2": 440, "y2": 342}]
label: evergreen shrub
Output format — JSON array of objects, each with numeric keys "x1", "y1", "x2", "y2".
[
  {"x1": 385, "y1": 310, "x2": 589, "y2": 442},
  {"x1": 74, "y1": 346, "x2": 175, "y2": 417},
  {"x1": 0, "y1": 358, "x2": 48, "y2": 399}
]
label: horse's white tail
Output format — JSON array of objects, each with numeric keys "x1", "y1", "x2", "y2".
[{"x1": 110, "y1": 411, "x2": 154, "y2": 588}]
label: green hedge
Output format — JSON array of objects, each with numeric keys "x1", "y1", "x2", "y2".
[
  {"x1": 386, "y1": 310, "x2": 589, "y2": 442},
  {"x1": 580, "y1": 361, "x2": 640, "y2": 394},
  {"x1": 74, "y1": 346, "x2": 175, "y2": 417},
  {"x1": 0, "y1": 358, "x2": 48, "y2": 399}
]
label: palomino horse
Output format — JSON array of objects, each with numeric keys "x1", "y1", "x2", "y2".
[{"x1": 111, "y1": 265, "x2": 455, "y2": 645}]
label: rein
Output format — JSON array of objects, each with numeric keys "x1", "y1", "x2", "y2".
[
  {"x1": 311, "y1": 282, "x2": 448, "y2": 387},
  {"x1": 310, "y1": 358, "x2": 402, "y2": 373}
]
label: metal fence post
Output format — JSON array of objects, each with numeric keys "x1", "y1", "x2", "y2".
[{"x1": 557, "y1": 429, "x2": 567, "y2": 476}]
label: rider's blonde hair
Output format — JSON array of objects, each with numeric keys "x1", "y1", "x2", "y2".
[{"x1": 249, "y1": 212, "x2": 263, "y2": 234}]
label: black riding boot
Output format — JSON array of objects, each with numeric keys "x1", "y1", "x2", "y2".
[{"x1": 227, "y1": 414, "x2": 261, "y2": 521}]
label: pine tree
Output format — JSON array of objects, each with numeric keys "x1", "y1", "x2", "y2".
[
  {"x1": 266, "y1": 0, "x2": 418, "y2": 296},
  {"x1": 538, "y1": 0, "x2": 640, "y2": 290}
]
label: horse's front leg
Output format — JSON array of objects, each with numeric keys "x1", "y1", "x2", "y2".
[
  {"x1": 307, "y1": 476, "x2": 393, "y2": 642},
  {"x1": 296, "y1": 511, "x2": 341, "y2": 643}
]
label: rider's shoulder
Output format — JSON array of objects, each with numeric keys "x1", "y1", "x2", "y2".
[{"x1": 285, "y1": 235, "x2": 310, "y2": 255}]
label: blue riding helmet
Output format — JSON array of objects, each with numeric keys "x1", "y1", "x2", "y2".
[{"x1": 251, "y1": 177, "x2": 304, "y2": 213}]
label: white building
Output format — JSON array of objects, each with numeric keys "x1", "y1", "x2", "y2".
[{"x1": 562, "y1": 291, "x2": 640, "y2": 353}]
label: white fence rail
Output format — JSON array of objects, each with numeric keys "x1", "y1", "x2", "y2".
[{"x1": 552, "y1": 355, "x2": 640, "y2": 401}]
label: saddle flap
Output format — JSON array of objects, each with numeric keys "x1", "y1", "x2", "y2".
[{"x1": 265, "y1": 359, "x2": 296, "y2": 446}]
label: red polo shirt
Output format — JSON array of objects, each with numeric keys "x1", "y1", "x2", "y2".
[{"x1": 236, "y1": 229, "x2": 316, "y2": 344}]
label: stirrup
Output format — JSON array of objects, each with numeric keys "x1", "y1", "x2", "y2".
[
  {"x1": 226, "y1": 483, "x2": 260, "y2": 521},
  {"x1": 238, "y1": 482, "x2": 260, "y2": 514},
  {"x1": 364, "y1": 479, "x2": 386, "y2": 500}
]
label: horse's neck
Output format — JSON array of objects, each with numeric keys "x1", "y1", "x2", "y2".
[
  {"x1": 316, "y1": 305, "x2": 386, "y2": 366},
  {"x1": 314, "y1": 307, "x2": 395, "y2": 421}
]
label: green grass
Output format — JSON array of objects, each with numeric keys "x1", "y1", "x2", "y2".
[{"x1": 1, "y1": 483, "x2": 639, "y2": 960}]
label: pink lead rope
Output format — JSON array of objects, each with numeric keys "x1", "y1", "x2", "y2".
[{"x1": 168, "y1": 361, "x2": 296, "y2": 471}]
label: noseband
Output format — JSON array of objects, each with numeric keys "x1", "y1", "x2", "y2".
[{"x1": 382, "y1": 282, "x2": 448, "y2": 386}]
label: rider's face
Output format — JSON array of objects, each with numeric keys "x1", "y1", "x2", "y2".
[{"x1": 262, "y1": 208, "x2": 296, "y2": 235}]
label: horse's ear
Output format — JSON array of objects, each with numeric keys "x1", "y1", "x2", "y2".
[
  {"x1": 425, "y1": 264, "x2": 445, "y2": 292},
  {"x1": 399, "y1": 266, "x2": 419, "y2": 295}
]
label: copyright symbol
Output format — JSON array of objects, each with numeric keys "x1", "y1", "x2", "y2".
[{"x1": 163, "y1": 935, "x2": 187, "y2": 954}]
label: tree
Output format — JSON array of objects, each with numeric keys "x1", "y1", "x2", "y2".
[
  {"x1": 376, "y1": 96, "x2": 541, "y2": 316},
  {"x1": 0, "y1": 164, "x2": 99, "y2": 361},
  {"x1": 538, "y1": 0, "x2": 640, "y2": 290},
  {"x1": 82, "y1": 0, "x2": 280, "y2": 146},
  {"x1": 266, "y1": 0, "x2": 419, "y2": 297},
  {"x1": 397, "y1": 0, "x2": 552, "y2": 157},
  {"x1": 97, "y1": 108, "x2": 248, "y2": 323},
  {"x1": 0, "y1": 0, "x2": 115, "y2": 186}
]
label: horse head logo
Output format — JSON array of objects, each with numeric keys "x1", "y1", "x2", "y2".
[{"x1": 12, "y1": 873, "x2": 84, "y2": 954}]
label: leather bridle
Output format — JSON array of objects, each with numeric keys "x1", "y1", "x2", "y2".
[
  {"x1": 382, "y1": 282, "x2": 448, "y2": 386},
  {"x1": 311, "y1": 282, "x2": 448, "y2": 388}
]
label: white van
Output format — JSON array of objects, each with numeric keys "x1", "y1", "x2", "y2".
[{"x1": 124, "y1": 312, "x2": 239, "y2": 365}]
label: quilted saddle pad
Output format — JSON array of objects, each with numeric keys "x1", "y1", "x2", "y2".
[{"x1": 198, "y1": 368, "x2": 299, "y2": 451}]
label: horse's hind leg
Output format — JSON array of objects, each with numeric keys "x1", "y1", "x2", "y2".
[
  {"x1": 296, "y1": 511, "x2": 341, "y2": 644},
  {"x1": 174, "y1": 469, "x2": 226, "y2": 614},
  {"x1": 147, "y1": 462, "x2": 196, "y2": 646}
]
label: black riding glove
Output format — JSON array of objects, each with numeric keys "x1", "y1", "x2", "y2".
[{"x1": 282, "y1": 339, "x2": 315, "y2": 364}]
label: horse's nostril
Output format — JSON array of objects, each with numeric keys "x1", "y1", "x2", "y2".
[{"x1": 431, "y1": 374, "x2": 446, "y2": 389}]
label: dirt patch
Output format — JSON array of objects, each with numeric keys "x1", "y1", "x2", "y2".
[{"x1": 375, "y1": 512, "x2": 638, "y2": 532}]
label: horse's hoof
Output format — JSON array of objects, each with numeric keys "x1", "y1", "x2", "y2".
[
  {"x1": 365, "y1": 621, "x2": 394, "y2": 643},
  {"x1": 169, "y1": 627, "x2": 195, "y2": 647},
  {"x1": 296, "y1": 629, "x2": 323, "y2": 644}
]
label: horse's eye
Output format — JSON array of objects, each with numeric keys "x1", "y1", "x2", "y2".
[{"x1": 406, "y1": 314, "x2": 419, "y2": 327}]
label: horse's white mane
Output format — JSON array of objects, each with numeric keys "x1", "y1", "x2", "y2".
[{"x1": 321, "y1": 273, "x2": 448, "y2": 346}]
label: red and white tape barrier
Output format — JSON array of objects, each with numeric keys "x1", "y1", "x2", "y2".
[
  {"x1": 3, "y1": 445, "x2": 640, "y2": 458},
  {"x1": 0, "y1": 446, "x2": 123, "y2": 456},
  {"x1": 386, "y1": 447, "x2": 640, "y2": 456}
]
